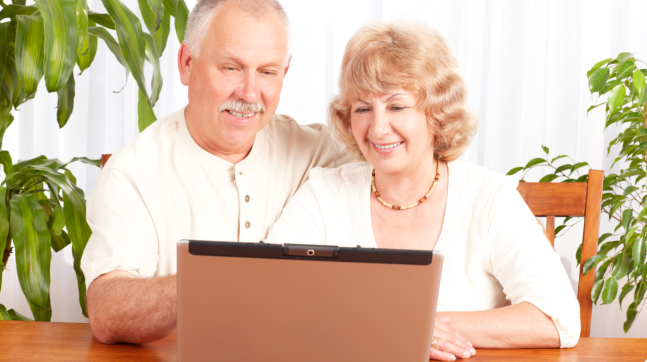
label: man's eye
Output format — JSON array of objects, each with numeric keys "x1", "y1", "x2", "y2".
[{"x1": 225, "y1": 67, "x2": 237, "y2": 72}]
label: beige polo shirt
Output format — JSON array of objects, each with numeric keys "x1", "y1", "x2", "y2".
[{"x1": 80, "y1": 107, "x2": 354, "y2": 289}]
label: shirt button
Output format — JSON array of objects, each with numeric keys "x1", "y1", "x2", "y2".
[
  {"x1": 239, "y1": 171, "x2": 243, "y2": 175},
  {"x1": 245, "y1": 221, "x2": 251, "y2": 229},
  {"x1": 245, "y1": 195, "x2": 250, "y2": 203}
]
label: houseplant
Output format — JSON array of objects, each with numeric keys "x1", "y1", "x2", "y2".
[
  {"x1": 508, "y1": 52, "x2": 647, "y2": 332},
  {"x1": 0, "y1": 0, "x2": 187, "y2": 321}
]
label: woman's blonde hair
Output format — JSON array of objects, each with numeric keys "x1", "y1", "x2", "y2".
[{"x1": 328, "y1": 21, "x2": 478, "y2": 161}]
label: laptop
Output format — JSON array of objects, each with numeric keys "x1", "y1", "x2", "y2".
[{"x1": 177, "y1": 240, "x2": 443, "y2": 362}]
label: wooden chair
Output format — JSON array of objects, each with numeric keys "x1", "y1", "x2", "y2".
[
  {"x1": 101, "y1": 153, "x2": 603, "y2": 336},
  {"x1": 516, "y1": 169, "x2": 604, "y2": 338}
]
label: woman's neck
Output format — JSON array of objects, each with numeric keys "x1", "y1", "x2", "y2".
[{"x1": 373, "y1": 155, "x2": 441, "y2": 207}]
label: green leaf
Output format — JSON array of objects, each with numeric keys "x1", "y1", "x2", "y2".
[
  {"x1": 76, "y1": 20, "x2": 97, "y2": 73},
  {"x1": 162, "y1": 0, "x2": 176, "y2": 16},
  {"x1": 550, "y1": 155, "x2": 567, "y2": 163},
  {"x1": 612, "y1": 254, "x2": 629, "y2": 280},
  {"x1": 506, "y1": 166, "x2": 523, "y2": 176},
  {"x1": 64, "y1": 169, "x2": 76, "y2": 185},
  {"x1": 555, "y1": 164, "x2": 572, "y2": 174},
  {"x1": 624, "y1": 302, "x2": 638, "y2": 332},
  {"x1": 14, "y1": 14, "x2": 44, "y2": 95},
  {"x1": 589, "y1": 67, "x2": 610, "y2": 93},
  {"x1": 87, "y1": 26, "x2": 129, "y2": 87},
  {"x1": 617, "y1": 52, "x2": 633, "y2": 63},
  {"x1": 601, "y1": 277, "x2": 619, "y2": 305},
  {"x1": 596, "y1": 258, "x2": 612, "y2": 281},
  {"x1": 541, "y1": 145, "x2": 549, "y2": 154},
  {"x1": 55, "y1": 73, "x2": 74, "y2": 128},
  {"x1": 539, "y1": 174, "x2": 558, "y2": 183},
  {"x1": 592, "y1": 278, "x2": 604, "y2": 304},
  {"x1": 576, "y1": 243, "x2": 582, "y2": 266},
  {"x1": 47, "y1": 203, "x2": 64, "y2": 236},
  {"x1": 101, "y1": 0, "x2": 150, "y2": 102},
  {"x1": 555, "y1": 224, "x2": 567, "y2": 236},
  {"x1": 10, "y1": 192, "x2": 52, "y2": 321},
  {"x1": 76, "y1": 0, "x2": 89, "y2": 55},
  {"x1": 586, "y1": 103, "x2": 604, "y2": 114},
  {"x1": 143, "y1": 32, "x2": 162, "y2": 106},
  {"x1": 583, "y1": 254, "x2": 606, "y2": 275},
  {"x1": 622, "y1": 208, "x2": 633, "y2": 231},
  {"x1": 36, "y1": 0, "x2": 78, "y2": 92},
  {"x1": 87, "y1": 11, "x2": 115, "y2": 30},
  {"x1": 137, "y1": 89, "x2": 156, "y2": 131},
  {"x1": 619, "y1": 284, "x2": 635, "y2": 310},
  {"x1": 50, "y1": 229, "x2": 70, "y2": 253},
  {"x1": 633, "y1": 237, "x2": 645, "y2": 267},
  {"x1": 174, "y1": 0, "x2": 188, "y2": 43},
  {"x1": 587, "y1": 58, "x2": 612, "y2": 77},
  {"x1": 0, "y1": 304, "x2": 11, "y2": 320},
  {"x1": 0, "y1": 22, "x2": 11, "y2": 86},
  {"x1": 138, "y1": 0, "x2": 162, "y2": 35},
  {"x1": 0, "y1": 187, "x2": 9, "y2": 290},
  {"x1": 616, "y1": 60, "x2": 636, "y2": 80},
  {"x1": 525, "y1": 158, "x2": 546, "y2": 169},
  {"x1": 570, "y1": 162, "x2": 589, "y2": 175},
  {"x1": 0, "y1": 4, "x2": 38, "y2": 20},
  {"x1": 608, "y1": 84, "x2": 626, "y2": 112},
  {"x1": 633, "y1": 69, "x2": 646, "y2": 96},
  {"x1": 625, "y1": 226, "x2": 639, "y2": 246},
  {"x1": 64, "y1": 186, "x2": 91, "y2": 317},
  {"x1": 153, "y1": 8, "x2": 170, "y2": 55},
  {"x1": 61, "y1": 156, "x2": 101, "y2": 168},
  {"x1": 0, "y1": 150, "x2": 12, "y2": 177},
  {"x1": 8, "y1": 308, "x2": 33, "y2": 321},
  {"x1": 3, "y1": 44, "x2": 28, "y2": 108},
  {"x1": 623, "y1": 186, "x2": 638, "y2": 198}
]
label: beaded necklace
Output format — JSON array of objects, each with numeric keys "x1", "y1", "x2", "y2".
[{"x1": 371, "y1": 159, "x2": 440, "y2": 211}]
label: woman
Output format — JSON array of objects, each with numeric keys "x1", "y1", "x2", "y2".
[{"x1": 266, "y1": 21, "x2": 580, "y2": 361}]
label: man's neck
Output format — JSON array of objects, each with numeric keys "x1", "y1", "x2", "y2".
[{"x1": 184, "y1": 107, "x2": 255, "y2": 164}]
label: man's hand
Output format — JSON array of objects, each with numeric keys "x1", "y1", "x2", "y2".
[
  {"x1": 87, "y1": 270, "x2": 177, "y2": 344},
  {"x1": 430, "y1": 317, "x2": 476, "y2": 361}
]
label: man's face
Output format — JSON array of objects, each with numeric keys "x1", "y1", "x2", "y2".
[{"x1": 180, "y1": 4, "x2": 290, "y2": 158}]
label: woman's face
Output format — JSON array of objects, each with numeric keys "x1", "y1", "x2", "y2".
[{"x1": 350, "y1": 89, "x2": 436, "y2": 175}]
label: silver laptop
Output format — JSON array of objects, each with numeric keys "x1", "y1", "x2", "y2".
[{"x1": 177, "y1": 240, "x2": 443, "y2": 362}]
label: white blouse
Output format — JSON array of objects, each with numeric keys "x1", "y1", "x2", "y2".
[{"x1": 266, "y1": 160, "x2": 581, "y2": 348}]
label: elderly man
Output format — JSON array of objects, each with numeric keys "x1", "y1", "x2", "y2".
[{"x1": 81, "y1": 0, "x2": 352, "y2": 344}]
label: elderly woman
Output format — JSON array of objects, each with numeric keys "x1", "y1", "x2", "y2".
[{"x1": 266, "y1": 21, "x2": 579, "y2": 361}]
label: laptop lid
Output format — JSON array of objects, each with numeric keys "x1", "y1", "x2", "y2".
[{"x1": 177, "y1": 240, "x2": 443, "y2": 362}]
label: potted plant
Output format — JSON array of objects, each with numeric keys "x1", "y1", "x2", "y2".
[
  {"x1": 508, "y1": 52, "x2": 647, "y2": 332},
  {"x1": 0, "y1": 0, "x2": 187, "y2": 321}
]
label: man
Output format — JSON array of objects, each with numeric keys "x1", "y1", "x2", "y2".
[{"x1": 81, "y1": 0, "x2": 352, "y2": 344}]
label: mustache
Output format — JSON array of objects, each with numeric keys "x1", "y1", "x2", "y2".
[{"x1": 219, "y1": 100, "x2": 266, "y2": 114}]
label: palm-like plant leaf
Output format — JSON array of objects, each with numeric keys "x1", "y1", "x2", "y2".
[
  {"x1": 88, "y1": 11, "x2": 116, "y2": 30},
  {"x1": 36, "y1": 0, "x2": 78, "y2": 92},
  {"x1": 137, "y1": 89, "x2": 156, "y2": 131},
  {"x1": 175, "y1": 0, "x2": 188, "y2": 43},
  {"x1": 143, "y1": 32, "x2": 161, "y2": 106},
  {"x1": 0, "y1": 4, "x2": 37, "y2": 20},
  {"x1": 76, "y1": 0, "x2": 89, "y2": 55},
  {"x1": 0, "y1": 22, "x2": 10, "y2": 85},
  {"x1": 101, "y1": 0, "x2": 150, "y2": 103},
  {"x1": 76, "y1": 20, "x2": 97, "y2": 73},
  {"x1": 0, "y1": 187, "x2": 9, "y2": 291},
  {"x1": 154, "y1": 8, "x2": 170, "y2": 55},
  {"x1": 10, "y1": 192, "x2": 52, "y2": 321},
  {"x1": 87, "y1": 26, "x2": 129, "y2": 86},
  {"x1": 14, "y1": 14, "x2": 44, "y2": 95},
  {"x1": 56, "y1": 73, "x2": 74, "y2": 128}
]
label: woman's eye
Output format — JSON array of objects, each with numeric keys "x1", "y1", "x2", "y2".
[
  {"x1": 390, "y1": 105, "x2": 406, "y2": 111},
  {"x1": 355, "y1": 107, "x2": 371, "y2": 113}
]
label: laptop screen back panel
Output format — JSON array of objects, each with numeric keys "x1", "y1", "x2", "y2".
[{"x1": 178, "y1": 241, "x2": 443, "y2": 362}]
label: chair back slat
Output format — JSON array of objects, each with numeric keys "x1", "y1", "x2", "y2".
[
  {"x1": 101, "y1": 154, "x2": 112, "y2": 168},
  {"x1": 516, "y1": 183, "x2": 588, "y2": 216},
  {"x1": 516, "y1": 169, "x2": 604, "y2": 338}
]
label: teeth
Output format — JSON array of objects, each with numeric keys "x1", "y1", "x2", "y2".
[
  {"x1": 228, "y1": 110, "x2": 254, "y2": 118},
  {"x1": 375, "y1": 142, "x2": 402, "y2": 149}
]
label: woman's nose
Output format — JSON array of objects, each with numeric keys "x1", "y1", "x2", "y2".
[{"x1": 370, "y1": 108, "x2": 391, "y2": 138}]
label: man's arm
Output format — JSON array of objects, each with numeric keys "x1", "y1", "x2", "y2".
[{"x1": 87, "y1": 270, "x2": 177, "y2": 344}]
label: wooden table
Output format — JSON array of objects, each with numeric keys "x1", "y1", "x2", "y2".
[{"x1": 1, "y1": 321, "x2": 646, "y2": 361}]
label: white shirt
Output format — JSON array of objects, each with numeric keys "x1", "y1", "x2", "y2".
[
  {"x1": 81, "y1": 107, "x2": 353, "y2": 289},
  {"x1": 266, "y1": 161, "x2": 581, "y2": 348}
]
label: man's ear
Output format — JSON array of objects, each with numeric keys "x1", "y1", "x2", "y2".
[
  {"x1": 283, "y1": 55, "x2": 292, "y2": 78},
  {"x1": 178, "y1": 42, "x2": 192, "y2": 86}
]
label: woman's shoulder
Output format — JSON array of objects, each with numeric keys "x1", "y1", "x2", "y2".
[
  {"x1": 310, "y1": 161, "x2": 373, "y2": 186},
  {"x1": 449, "y1": 160, "x2": 519, "y2": 195}
]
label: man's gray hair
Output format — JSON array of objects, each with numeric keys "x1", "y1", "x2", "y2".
[{"x1": 185, "y1": 0, "x2": 290, "y2": 59}]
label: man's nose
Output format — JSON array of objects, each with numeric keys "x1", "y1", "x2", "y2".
[{"x1": 235, "y1": 71, "x2": 260, "y2": 103}]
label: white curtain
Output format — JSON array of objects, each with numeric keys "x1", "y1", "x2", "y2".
[{"x1": 1, "y1": 0, "x2": 645, "y2": 338}]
